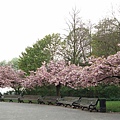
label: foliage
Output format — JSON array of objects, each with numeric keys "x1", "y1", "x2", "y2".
[
  {"x1": 92, "y1": 18, "x2": 120, "y2": 57},
  {"x1": 13, "y1": 84, "x2": 120, "y2": 99},
  {"x1": 0, "y1": 58, "x2": 19, "y2": 70},
  {"x1": 0, "y1": 60, "x2": 7, "y2": 66},
  {"x1": 24, "y1": 85, "x2": 56, "y2": 96},
  {"x1": 7, "y1": 58, "x2": 19, "y2": 70},
  {"x1": 100, "y1": 84, "x2": 120, "y2": 98},
  {"x1": 44, "y1": 33, "x2": 62, "y2": 60},
  {"x1": 18, "y1": 36, "x2": 50, "y2": 74},
  {"x1": 18, "y1": 33, "x2": 62, "y2": 74}
]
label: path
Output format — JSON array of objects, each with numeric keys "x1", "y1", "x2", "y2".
[{"x1": 0, "y1": 102, "x2": 120, "y2": 120}]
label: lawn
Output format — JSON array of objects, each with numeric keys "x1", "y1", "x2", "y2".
[
  {"x1": 106, "y1": 101, "x2": 120, "y2": 112},
  {"x1": 97, "y1": 101, "x2": 120, "y2": 112}
]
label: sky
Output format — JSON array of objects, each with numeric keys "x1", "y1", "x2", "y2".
[{"x1": 0, "y1": 0, "x2": 120, "y2": 62}]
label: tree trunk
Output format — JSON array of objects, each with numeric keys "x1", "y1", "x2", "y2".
[{"x1": 56, "y1": 84, "x2": 61, "y2": 96}]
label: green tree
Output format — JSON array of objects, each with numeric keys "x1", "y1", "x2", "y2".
[
  {"x1": 0, "y1": 60, "x2": 7, "y2": 66},
  {"x1": 18, "y1": 33, "x2": 62, "y2": 74},
  {"x1": 0, "y1": 58, "x2": 19, "y2": 70},
  {"x1": 44, "y1": 33, "x2": 62, "y2": 60},
  {"x1": 18, "y1": 37, "x2": 50, "y2": 74},
  {"x1": 8, "y1": 58, "x2": 19, "y2": 70},
  {"x1": 92, "y1": 18, "x2": 120, "y2": 57}
]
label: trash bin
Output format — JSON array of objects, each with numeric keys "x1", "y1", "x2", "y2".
[{"x1": 99, "y1": 99, "x2": 106, "y2": 112}]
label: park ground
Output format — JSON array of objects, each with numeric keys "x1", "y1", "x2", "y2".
[{"x1": 0, "y1": 102, "x2": 120, "y2": 120}]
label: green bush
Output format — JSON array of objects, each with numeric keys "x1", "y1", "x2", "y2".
[{"x1": 7, "y1": 84, "x2": 120, "y2": 99}]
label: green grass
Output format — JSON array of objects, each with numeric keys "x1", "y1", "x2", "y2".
[
  {"x1": 106, "y1": 101, "x2": 120, "y2": 112},
  {"x1": 97, "y1": 101, "x2": 120, "y2": 112}
]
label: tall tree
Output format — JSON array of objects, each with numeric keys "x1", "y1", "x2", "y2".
[
  {"x1": 18, "y1": 40, "x2": 50, "y2": 74},
  {"x1": 44, "y1": 33, "x2": 62, "y2": 60},
  {"x1": 92, "y1": 18, "x2": 120, "y2": 57},
  {"x1": 18, "y1": 33, "x2": 61, "y2": 74},
  {"x1": 61, "y1": 8, "x2": 91, "y2": 65}
]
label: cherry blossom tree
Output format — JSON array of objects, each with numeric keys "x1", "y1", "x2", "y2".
[
  {"x1": 46, "y1": 52, "x2": 120, "y2": 92},
  {"x1": 60, "y1": 63, "x2": 82, "y2": 89},
  {"x1": 76, "y1": 51, "x2": 120, "y2": 87},
  {"x1": 23, "y1": 62, "x2": 50, "y2": 89},
  {"x1": 34, "y1": 60, "x2": 83, "y2": 96},
  {"x1": 24, "y1": 51, "x2": 120, "y2": 96},
  {"x1": 1, "y1": 51, "x2": 120, "y2": 96},
  {"x1": 0, "y1": 65, "x2": 26, "y2": 94},
  {"x1": 46, "y1": 60, "x2": 66, "y2": 96}
]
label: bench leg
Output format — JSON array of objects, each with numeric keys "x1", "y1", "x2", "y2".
[
  {"x1": 18, "y1": 98, "x2": 24, "y2": 103},
  {"x1": 81, "y1": 107, "x2": 84, "y2": 110},
  {"x1": 9, "y1": 99, "x2": 13, "y2": 102},
  {"x1": 89, "y1": 106, "x2": 98, "y2": 112},
  {"x1": 29, "y1": 100, "x2": 32, "y2": 103},
  {"x1": 38, "y1": 101, "x2": 45, "y2": 104}
]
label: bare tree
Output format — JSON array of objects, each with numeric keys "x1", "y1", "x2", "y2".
[{"x1": 61, "y1": 8, "x2": 91, "y2": 65}]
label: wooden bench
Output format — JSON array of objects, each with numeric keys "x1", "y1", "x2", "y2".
[
  {"x1": 79, "y1": 97, "x2": 99, "y2": 112},
  {"x1": 72, "y1": 97, "x2": 81, "y2": 108},
  {"x1": 0, "y1": 95, "x2": 20, "y2": 102},
  {"x1": 0, "y1": 95, "x2": 4, "y2": 102},
  {"x1": 38, "y1": 96, "x2": 61, "y2": 105},
  {"x1": 56, "y1": 97, "x2": 80, "y2": 107},
  {"x1": 19, "y1": 95, "x2": 41, "y2": 103}
]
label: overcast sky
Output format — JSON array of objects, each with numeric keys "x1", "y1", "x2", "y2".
[{"x1": 0, "y1": 0, "x2": 119, "y2": 61}]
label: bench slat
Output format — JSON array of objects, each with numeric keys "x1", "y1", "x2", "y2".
[
  {"x1": 19, "y1": 95, "x2": 41, "y2": 103},
  {"x1": 0, "y1": 95, "x2": 20, "y2": 102},
  {"x1": 80, "y1": 97, "x2": 99, "y2": 112},
  {"x1": 39, "y1": 96, "x2": 61, "y2": 105},
  {"x1": 56, "y1": 97, "x2": 80, "y2": 107}
]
